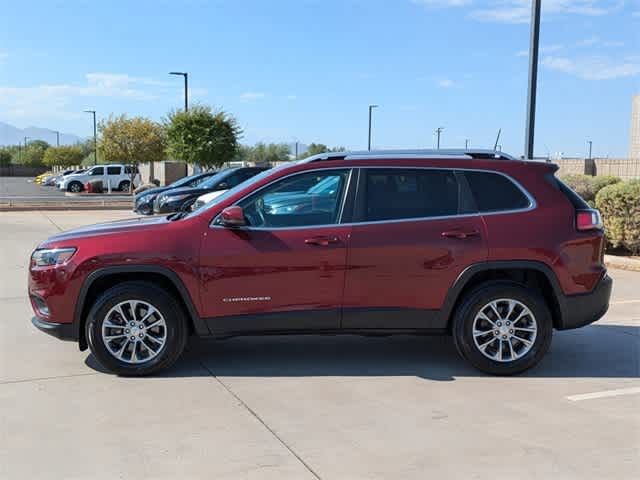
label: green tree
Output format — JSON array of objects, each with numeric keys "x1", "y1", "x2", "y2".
[
  {"x1": 297, "y1": 143, "x2": 345, "y2": 159},
  {"x1": 99, "y1": 115, "x2": 166, "y2": 188},
  {"x1": 165, "y1": 105, "x2": 242, "y2": 169},
  {"x1": 0, "y1": 148, "x2": 12, "y2": 167},
  {"x1": 245, "y1": 142, "x2": 291, "y2": 164},
  {"x1": 17, "y1": 142, "x2": 49, "y2": 167},
  {"x1": 43, "y1": 146, "x2": 85, "y2": 169}
]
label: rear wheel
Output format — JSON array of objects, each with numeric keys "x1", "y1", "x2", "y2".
[
  {"x1": 119, "y1": 180, "x2": 131, "y2": 192},
  {"x1": 452, "y1": 281, "x2": 552, "y2": 375},
  {"x1": 67, "y1": 181, "x2": 83, "y2": 193},
  {"x1": 86, "y1": 281, "x2": 188, "y2": 376}
]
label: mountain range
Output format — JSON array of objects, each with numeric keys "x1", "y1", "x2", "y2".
[{"x1": 0, "y1": 121, "x2": 84, "y2": 146}]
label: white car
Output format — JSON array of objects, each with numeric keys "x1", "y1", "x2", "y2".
[
  {"x1": 192, "y1": 189, "x2": 229, "y2": 210},
  {"x1": 59, "y1": 164, "x2": 141, "y2": 193}
]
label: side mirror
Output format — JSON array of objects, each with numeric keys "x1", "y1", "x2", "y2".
[{"x1": 220, "y1": 206, "x2": 246, "y2": 227}]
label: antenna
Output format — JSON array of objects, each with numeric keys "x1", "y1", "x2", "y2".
[{"x1": 494, "y1": 129, "x2": 502, "y2": 150}]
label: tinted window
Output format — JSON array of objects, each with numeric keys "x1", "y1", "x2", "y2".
[
  {"x1": 364, "y1": 169, "x2": 460, "y2": 221},
  {"x1": 124, "y1": 166, "x2": 139, "y2": 174},
  {"x1": 107, "y1": 166, "x2": 121, "y2": 175},
  {"x1": 90, "y1": 167, "x2": 104, "y2": 175},
  {"x1": 237, "y1": 170, "x2": 349, "y2": 228},
  {"x1": 464, "y1": 171, "x2": 531, "y2": 212}
]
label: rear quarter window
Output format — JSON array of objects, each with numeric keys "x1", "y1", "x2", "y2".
[{"x1": 463, "y1": 171, "x2": 531, "y2": 213}]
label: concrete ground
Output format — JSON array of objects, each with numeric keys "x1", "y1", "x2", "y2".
[
  {"x1": 1, "y1": 210, "x2": 638, "y2": 480},
  {"x1": 0, "y1": 176, "x2": 131, "y2": 201}
]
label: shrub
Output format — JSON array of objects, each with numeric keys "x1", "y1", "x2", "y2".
[
  {"x1": 560, "y1": 174, "x2": 622, "y2": 206},
  {"x1": 0, "y1": 149, "x2": 11, "y2": 166},
  {"x1": 590, "y1": 175, "x2": 621, "y2": 196},
  {"x1": 595, "y1": 180, "x2": 640, "y2": 254}
]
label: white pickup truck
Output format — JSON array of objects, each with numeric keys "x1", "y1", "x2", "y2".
[{"x1": 58, "y1": 164, "x2": 141, "y2": 192}]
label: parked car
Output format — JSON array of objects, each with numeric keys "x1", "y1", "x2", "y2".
[
  {"x1": 29, "y1": 149, "x2": 612, "y2": 376},
  {"x1": 59, "y1": 165, "x2": 141, "y2": 193},
  {"x1": 192, "y1": 189, "x2": 229, "y2": 210},
  {"x1": 153, "y1": 167, "x2": 268, "y2": 214},
  {"x1": 34, "y1": 172, "x2": 53, "y2": 184},
  {"x1": 134, "y1": 171, "x2": 218, "y2": 215},
  {"x1": 44, "y1": 169, "x2": 85, "y2": 186}
]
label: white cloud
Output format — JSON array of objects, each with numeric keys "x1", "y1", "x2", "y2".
[
  {"x1": 239, "y1": 91, "x2": 266, "y2": 102},
  {"x1": 470, "y1": 1, "x2": 615, "y2": 24},
  {"x1": 0, "y1": 72, "x2": 167, "y2": 121},
  {"x1": 542, "y1": 55, "x2": 640, "y2": 80},
  {"x1": 437, "y1": 79, "x2": 455, "y2": 88}
]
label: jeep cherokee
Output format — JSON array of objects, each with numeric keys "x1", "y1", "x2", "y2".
[{"x1": 29, "y1": 149, "x2": 612, "y2": 376}]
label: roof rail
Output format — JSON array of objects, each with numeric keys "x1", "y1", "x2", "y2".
[{"x1": 303, "y1": 148, "x2": 515, "y2": 162}]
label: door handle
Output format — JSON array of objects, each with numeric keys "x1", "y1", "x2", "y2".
[
  {"x1": 441, "y1": 230, "x2": 480, "y2": 239},
  {"x1": 305, "y1": 235, "x2": 341, "y2": 246}
]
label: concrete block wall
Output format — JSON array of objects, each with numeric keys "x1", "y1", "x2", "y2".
[{"x1": 554, "y1": 158, "x2": 640, "y2": 179}]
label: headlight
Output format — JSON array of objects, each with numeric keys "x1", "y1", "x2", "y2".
[
  {"x1": 161, "y1": 193, "x2": 190, "y2": 204},
  {"x1": 31, "y1": 248, "x2": 76, "y2": 267}
]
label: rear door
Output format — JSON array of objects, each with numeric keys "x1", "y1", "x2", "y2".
[
  {"x1": 342, "y1": 168, "x2": 488, "y2": 329},
  {"x1": 106, "y1": 166, "x2": 122, "y2": 189}
]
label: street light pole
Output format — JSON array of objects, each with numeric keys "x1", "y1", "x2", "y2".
[
  {"x1": 84, "y1": 110, "x2": 97, "y2": 165},
  {"x1": 54, "y1": 131, "x2": 60, "y2": 147},
  {"x1": 368, "y1": 104, "x2": 378, "y2": 151},
  {"x1": 24, "y1": 136, "x2": 29, "y2": 148},
  {"x1": 435, "y1": 127, "x2": 444, "y2": 149},
  {"x1": 465, "y1": 139, "x2": 470, "y2": 149},
  {"x1": 587, "y1": 140, "x2": 593, "y2": 160},
  {"x1": 169, "y1": 72, "x2": 189, "y2": 111},
  {"x1": 524, "y1": 0, "x2": 541, "y2": 160}
]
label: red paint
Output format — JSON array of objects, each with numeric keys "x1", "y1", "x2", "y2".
[{"x1": 29, "y1": 157, "x2": 606, "y2": 328}]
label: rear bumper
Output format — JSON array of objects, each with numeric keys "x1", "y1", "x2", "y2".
[
  {"x1": 32, "y1": 316, "x2": 77, "y2": 341},
  {"x1": 556, "y1": 274, "x2": 613, "y2": 330}
]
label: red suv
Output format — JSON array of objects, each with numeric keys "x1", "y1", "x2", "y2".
[{"x1": 29, "y1": 150, "x2": 612, "y2": 376}]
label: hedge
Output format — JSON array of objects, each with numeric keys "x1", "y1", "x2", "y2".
[
  {"x1": 561, "y1": 174, "x2": 621, "y2": 205},
  {"x1": 595, "y1": 180, "x2": 640, "y2": 255}
]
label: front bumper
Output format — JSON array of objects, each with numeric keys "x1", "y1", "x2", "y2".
[
  {"x1": 32, "y1": 316, "x2": 77, "y2": 341},
  {"x1": 556, "y1": 273, "x2": 613, "y2": 330},
  {"x1": 153, "y1": 199, "x2": 185, "y2": 214}
]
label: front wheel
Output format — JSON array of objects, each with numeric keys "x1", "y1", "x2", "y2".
[
  {"x1": 118, "y1": 180, "x2": 131, "y2": 192},
  {"x1": 67, "y1": 181, "x2": 83, "y2": 193},
  {"x1": 452, "y1": 281, "x2": 553, "y2": 375},
  {"x1": 86, "y1": 281, "x2": 188, "y2": 376}
]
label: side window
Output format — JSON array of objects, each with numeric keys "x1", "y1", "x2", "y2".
[
  {"x1": 90, "y1": 167, "x2": 104, "y2": 176},
  {"x1": 236, "y1": 170, "x2": 350, "y2": 228},
  {"x1": 124, "y1": 166, "x2": 139, "y2": 174},
  {"x1": 464, "y1": 171, "x2": 531, "y2": 212},
  {"x1": 106, "y1": 166, "x2": 121, "y2": 175},
  {"x1": 364, "y1": 169, "x2": 460, "y2": 221}
]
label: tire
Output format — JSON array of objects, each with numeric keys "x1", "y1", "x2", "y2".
[
  {"x1": 85, "y1": 281, "x2": 188, "y2": 376},
  {"x1": 119, "y1": 180, "x2": 131, "y2": 192},
  {"x1": 67, "y1": 181, "x2": 83, "y2": 193},
  {"x1": 452, "y1": 281, "x2": 553, "y2": 375}
]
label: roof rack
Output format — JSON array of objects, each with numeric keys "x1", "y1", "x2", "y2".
[{"x1": 303, "y1": 148, "x2": 516, "y2": 163}]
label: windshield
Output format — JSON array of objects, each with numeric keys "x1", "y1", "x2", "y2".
[
  {"x1": 169, "y1": 172, "x2": 211, "y2": 188},
  {"x1": 307, "y1": 176, "x2": 339, "y2": 194},
  {"x1": 199, "y1": 169, "x2": 233, "y2": 189},
  {"x1": 188, "y1": 164, "x2": 290, "y2": 216}
]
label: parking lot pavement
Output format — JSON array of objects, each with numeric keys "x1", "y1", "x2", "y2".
[
  {"x1": 0, "y1": 176, "x2": 67, "y2": 198},
  {"x1": 1, "y1": 211, "x2": 638, "y2": 479}
]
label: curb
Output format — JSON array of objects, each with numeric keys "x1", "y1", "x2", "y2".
[{"x1": 604, "y1": 254, "x2": 640, "y2": 272}]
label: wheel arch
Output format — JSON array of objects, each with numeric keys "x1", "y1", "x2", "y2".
[
  {"x1": 74, "y1": 265, "x2": 208, "y2": 350},
  {"x1": 440, "y1": 261, "x2": 564, "y2": 331}
]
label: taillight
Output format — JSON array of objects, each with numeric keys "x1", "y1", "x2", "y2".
[{"x1": 576, "y1": 209, "x2": 603, "y2": 231}]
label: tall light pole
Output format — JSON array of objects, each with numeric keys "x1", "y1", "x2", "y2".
[
  {"x1": 84, "y1": 110, "x2": 97, "y2": 165},
  {"x1": 524, "y1": 0, "x2": 541, "y2": 160},
  {"x1": 24, "y1": 136, "x2": 30, "y2": 148},
  {"x1": 587, "y1": 140, "x2": 593, "y2": 160},
  {"x1": 53, "y1": 130, "x2": 60, "y2": 147},
  {"x1": 368, "y1": 104, "x2": 378, "y2": 151},
  {"x1": 169, "y1": 72, "x2": 189, "y2": 111},
  {"x1": 435, "y1": 127, "x2": 444, "y2": 149},
  {"x1": 465, "y1": 138, "x2": 470, "y2": 149}
]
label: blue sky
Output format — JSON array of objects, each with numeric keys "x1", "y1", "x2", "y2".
[{"x1": 1, "y1": 0, "x2": 639, "y2": 157}]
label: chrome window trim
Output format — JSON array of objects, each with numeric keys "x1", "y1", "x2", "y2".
[
  {"x1": 210, "y1": 168, "x2": 354, "y2": 230},
  {"x1": 209, "y1": 166, "x2": 536, "y2": 231}
]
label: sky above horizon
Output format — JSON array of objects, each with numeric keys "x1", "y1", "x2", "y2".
[{"x1": 1, "y1": 0, "x2": 639, "y2": 157}]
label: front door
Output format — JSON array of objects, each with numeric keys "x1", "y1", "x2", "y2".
[
  {"x1": 199, "y1": 168, "x2": 353, "y2": 334},
  {"x1": 342, "y1": 168, "x2": 488, "y2": 329}
]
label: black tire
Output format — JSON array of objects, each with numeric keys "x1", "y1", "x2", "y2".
[
  {"x1": 452, "y1": 281, "x2": 553, "y2": 375},
  {"x1": 119, "y1": 180, "x2": 131, "y2": 192},
  {"x1": 67, "y1": 181, "x2": 83, "y2": 193},
  {"x1": 85, "y1": 281, "x2": 188, "y2": 376}
]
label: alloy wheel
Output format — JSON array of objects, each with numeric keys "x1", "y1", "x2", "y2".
[
  {"x1": 472, "y1": 298, "x2": 538, "y2": 363},
  {"x1": 101, "y1": 300, "x2": 167, "y2": 364}
]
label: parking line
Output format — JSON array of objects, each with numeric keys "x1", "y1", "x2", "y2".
[
  {"x1": 566, "y1": 387, "x2": 640, "y2": 402},
  {"x1": 610, "y1": 299, "x2": 640, "y2": 305}
]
